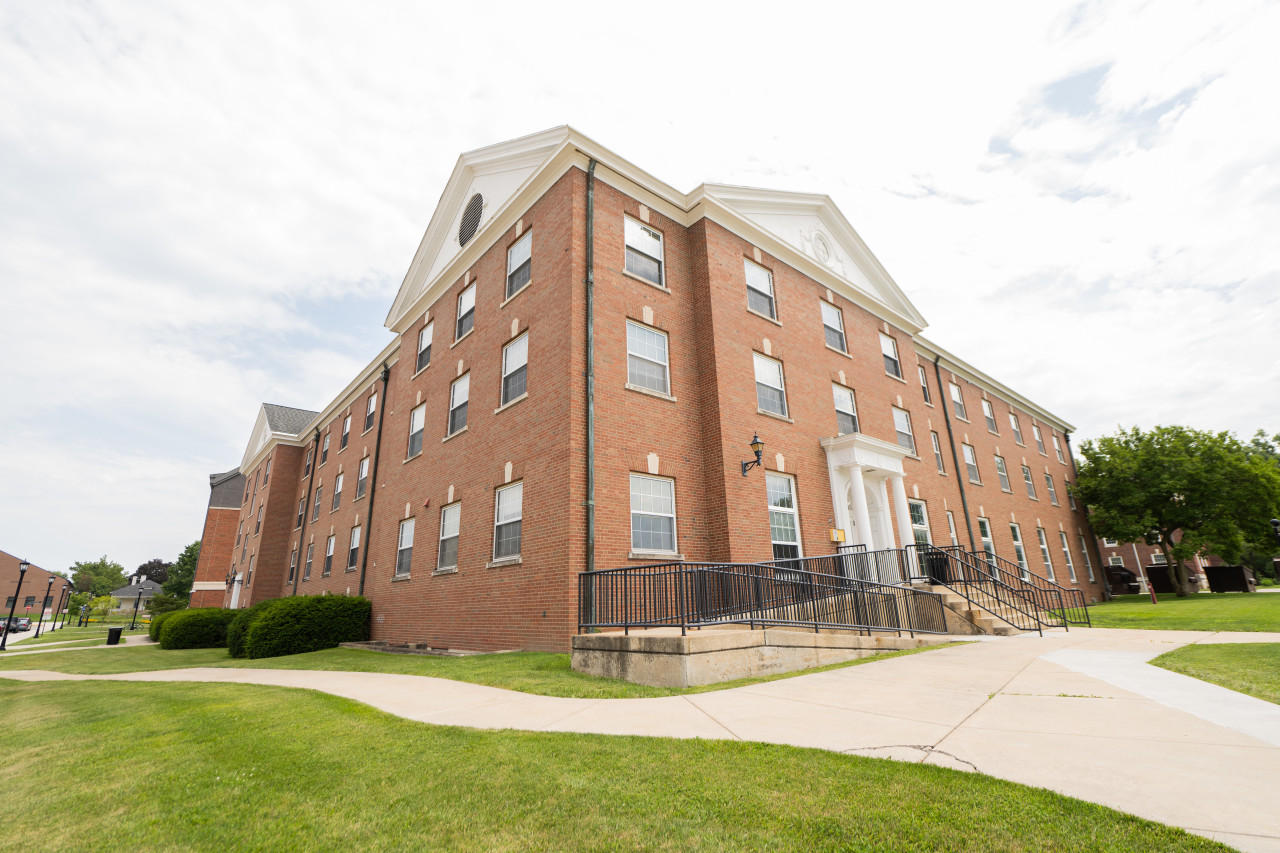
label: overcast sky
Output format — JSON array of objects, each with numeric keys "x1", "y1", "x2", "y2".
[{"x1": 2, "y1": 1, "x2": 1276, "y2": 575}]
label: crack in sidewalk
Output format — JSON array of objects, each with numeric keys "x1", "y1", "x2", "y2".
[{"x1": 842, "y1": 743, "x2": 981, "y2": 773}]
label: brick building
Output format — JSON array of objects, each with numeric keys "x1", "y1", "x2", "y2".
[
  {"x1": 190, "y1": 468, "x2": 246, "y2": 607},
  {"x1": 193, "y1": 127, "x2": 1106, "y2": 651},
  {"x1": 1, "y1": 550, "x2": 69, "y2": 623},
  {"x1": 1097, "y1": 537, "x2": 1214, "y2": 594}
]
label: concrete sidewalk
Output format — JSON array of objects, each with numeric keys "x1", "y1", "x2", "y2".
[{"x1": 3, "y1": 627, "x2": 1278, "y2": 851}]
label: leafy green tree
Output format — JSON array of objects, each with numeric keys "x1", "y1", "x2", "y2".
[
  {"x1": 133, "y1": 558, "x2": 171, "y2": 585},
  {"x1": 1074, "y1": 426, "x2": 1280, "y2": 596},
  {"x1": 163, "y1": 541, "x2": 201, "y2": 601},
  {"x1": 67, "y1": 591, "x2": 93, "y2": 621},
  {"x1": 145, "y1": 593, "x2": 186, "y2": 616},
  {"x1": 89, "y1": 595, "x2": 119, "y2": 623},
  {"x1": 70, "y1": 557, "x2": 127, "y2": 597}
]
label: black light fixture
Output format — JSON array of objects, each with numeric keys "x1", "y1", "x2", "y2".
[
  {"x1": 741, "y1": 434, "x2": 765, "y2": 477},
  {"x1": 33, "y1": 575, "x2": 54, "y2": 638},
  {"x1": 1, "y1": 560, "x2": 29, "y2": 651}
]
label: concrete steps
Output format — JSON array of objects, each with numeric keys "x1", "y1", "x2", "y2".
[{"x1": 927, "y1": 586, "x2": 1027, "y2": 636}]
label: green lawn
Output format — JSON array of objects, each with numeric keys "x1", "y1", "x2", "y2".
[
  {"x1": 6, "y1": 625, "x2": 146, "y2": 646},
  {"x1": 0, "y1": 680, "x2": 1226, "y2": 852},
  {"x1": 1152, "y1": 643, "x2": 1280, "y2": 704},
  {"x1": 1088, "y1": 592, "x2": 1280, "y2": 632}
]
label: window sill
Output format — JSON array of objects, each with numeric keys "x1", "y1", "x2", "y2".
[
  {"x1": 622, "y1": 269, "x2": 669, "y2": 293},
  {"x1": 442, "y1": 425, "x2": 468, "y2": 443},
  {"x1": 391, "y1": 574, "x2": 412, "y2": 582},
  {"x1": 824, "y1": 344, "x2": 851, "y2": 359},
  {"x1": 433, "y1": 567, "x2": 458, "y2": 576},
  {"x1": 967, "y1": 480, "x2": 983, "y2": 486},
  {"x1": 450, "y1": 328, "x2": 474, "y2": 349},
  {"x1": 362, "y1": 426, "x2": 375, "y2": 437},
  {"x1": 321, "y1": 572, "x2": 331, "y2": 579},
  {"x1": 746, "y1": 307, "x2": 782, "y2": 326},
  {"x1": 494, "y1": 393, "x2": 528, "y2": 415},
  {"x1": 353, "y1": 494, "x2": 366, "y2": 503},
  {"x1": 500, "y1": 282, "x2": 531, "y2": 308},
  {"x1": 1000, "y1": 487, "x2": 1012, "y2": 494},
  {"x1": 345, "y1": 567, "x2": 357, "y2": 573},
  {"x1": 412, "y1": 363, "x2": 432, "y2": 380},
  {"x1": 757, "y1": 409, "x2": 793, "y2": 423},
  {"x1": 404, "y1": 451, "x2": 423, "y2": 465},
  {"x1": 625, "y1": 383, "x2": 677, "y2": 403},
  {"x1": 884, "y1": 372, "x2": 908, "y2": 384},
  {"x1": 629, "y1": 551, "x2": 684, "y2": 561},
  {"x1": 487, "y1": 556, "x2": 522, "y2": 569}
]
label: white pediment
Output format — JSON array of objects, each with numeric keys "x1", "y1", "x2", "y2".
[{"x1": 241, "y1": 407, "x2": 274, "y2": 472}]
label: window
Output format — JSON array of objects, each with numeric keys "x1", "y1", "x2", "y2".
[
  {"x1": 501, "y1": 333, "x2": 529, "y2": 405},
  {"x1": 332, "y1": 473, "x2": 344, "y2": 510},
  {"x1": 962, "y1": 444, "x2": 980, "y2": 483},
  {"x1": 255, "y1": 504, "x2": 263, "y2": 535},
  {"x1": 1009, "y1": 524, "x2": 1031, "y2": 580},
  {"x1": 288, "y1": 548, "x2": 298, "y2": 583},
  {"x1": 438, "y1": 505, "x2": 460, "y2": 570},
  {"x1": 820, "y1": 302, "x2": 845, "y2": 351},
  {"x1": 994, "y1": 456, "x2": 1011, "y2": 491},
  {"x1": 1079, "y1": 535, "x2": 1096, "y2": 581},
  {"x1": 892, "y1": 407, "x2": 916, "y2": 454},
  {"x1": 348, "y1": 526, "x2": 360, "y2": 571},
  {"x1": 397, "y1": 518, "x2": 416, "y2": 576},
  {"x1": 1103, "y1": 538, "x2": 1119, "y2": 548},
  {"x1": 981, "y1": 399, "x2": 998, "y2": 433},
  {"x1": 4, "y1": 597, "x2": 11, "y2": 608},
  {"x1": 356, "y1": 457, "x2": 369, "y2": 499},
  {"x1": 766, "y1": 473, "x2": 801, "y2": 562},
  {"x1": 323, "y1": 535, "x2": 335, "y2": 577},
  {"x1": 1067, "y1": 483, "x2": 1077, "y2": 510},
  {"x1": 23, "y1": 596, "x2": 34, "y2": 608},
  {"x1": 977, "y1": 517, "x2": 997, "y2": 567},
  {"x1": 630, "y1": 474, "x2": 676, "y2": 553},
  {"x1": 1009, "y1": 413, "x2": 1024, "y2": 445},
  {"x1": 312, "y1": 486, "x2": 323, "y2": 522},
  {"x1": 949, "y1": 383, "x2": 968, "y2": 420},
  {"x1": 908, "y1": 500, "x2": 931, "y2": 546},
  {"x1": 931, "y1": 431, "x2": 945, "y2": 473},
  {"x1": 340, "y1": 415, "x2": 351, "y2": 450},
  {"x1": 946, "y1": 511, "x2": 959, "y2": 546},
  {"x1": 1151, "y1": 552, "x2": 1168, "y2": 565},
  {"x1": 321, "y1": 433, "x2": 330, "y2": 465},
  {"x1": 880, "y1": 334, "x2": 902, "y2": 379},
  {"x1": 919, "y1": 366, "x2": 932, "y2": 404},
  {"x1": 1022, "y1": 465, "x2": 1037, "y2": 499},
  {"x1": 448, "y1": 374, "x2": 470, "y2": 435},
  {"x1": 1036, "y1": 528, "x2": 1055, "y2": 582},
  {"x1": 416, "y1": 322, "x2": 433, "y2": 372},
  {"x1": 408, "y1": 403, "x2": 425, "y2": 457},
  {"x1": 296, "y1": 498, "x2": 305, "y2": 529},
  {"x1": 620, "y1": 321, "x2": 671, "y2": 396},
  {"x1": 753, "y1": 353, "x2": 787, "y2": 416},
  {"x1": 456, "y1": 283, "x2": 476, "y2": 340},
  {"x1": 264, "y1": 458, "x2": 272, "y2": 484},
  {"x1": 1033, "y1": 424, "x2": 1047, "y2": 455},
  {"x1": 833, "y1": 385, "x2": 858, "y2": 435},
  {"x1": 235, "y1": 521, "x2": 243, "y2": 546},
  {"x1": 240, "y1": 542, "x2": 247, "y2": 564},
  {"x1": 1059, "y1": 532, "x2": 1077, "y2": 583},
  {"x1": 625, "y1": 218, "x2": 664, "y2": 286},
  {"x1": 304, "y1": 447, "x2": 313, "y2": 476},
  {"x1": 1045, "y1": 475, "x2": 1059, "y2": 506},
  {"x1": 364, "y1": 394, "x2": 377, "y2": 432},
  {"x1": 303, "y1": 543, "x2": 314, "y2": 581},
  {"x1": 493, "y1": 482, "x2": 523, "y2": 559},
  {"x1": 1109, "y1": 555, "x2": 1124, "y2": 567},
  {"x1": 506, "y1": 230, "x2": 532, "y2": 298},
  {"x1": 1053, "y1": 434, "x2": 1066, "y2": 463},
  {"x1": 744, "y1": 259, "x2": 775, "y2": 318}
]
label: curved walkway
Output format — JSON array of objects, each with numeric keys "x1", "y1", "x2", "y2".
[{"x1": 4, "y1": 628, "x2": 1279, "y2": 852}]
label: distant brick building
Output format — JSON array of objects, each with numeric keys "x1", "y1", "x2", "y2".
[
  {"x1": 1096, "y1": 537, "x2": 1216, "y2": 593},
  {"x1": 193, "y1": 127, "x2": 1106, "y2": 651},
  {"x1": 1, "y1": 550, "x2": 68, "y2": 621}
]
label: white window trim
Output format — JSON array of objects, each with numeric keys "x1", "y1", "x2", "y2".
[
  {"x1": 744, "y1": 258, "x2": 776, "y2": 319},
  {"x1": 447, "y1": 373, "x2": 470, "y2": 437},
  {"x1": 506, "y1": 229, "x2": 532, "y2": 298},
  {"x1": 629, "y1": 474, "x2": 678, "y2": 555},
  {"x1": 625, "y1": 217, "x2": 665, "y2": 288},
  {"x1": 879, "y1": 333, "x2": 902, "y2": 379},
  {"x1": 501, "y1": 332, "x2": 529, "y2": 406},
  {"x1": 395, "y1": 518, "x2": 415, "y2": 577},
  {"x1": 833, "y1": 384, "x2": 858, "y2": 436},
  {"x1": 893, "y1": 407, "x2": 916, "y2": 456},
  {"x1": 415, "y1": 321, "x2": 434, "y2": 373},
  {"x1": 753, "y1": 352, "x2": 788, "y2": 417},
  {"x1": 1036, "y1": 528, "x2": 1055, "y2": 582},
  {"x1": 820, "y1": 301, "x2": 846, "y2": 353},
  {"x1": 492, "y1": 481, "x2": 524, "y2": 561},
  {"x1": 437, "y1": 502, "x2": 461, "y2": 571},
  {"x1": 766, "y1": 471, "x2": 803, "y2": 561},
  {"x1": 626, "y1": 320, "x2": 670, "y2": 397}
]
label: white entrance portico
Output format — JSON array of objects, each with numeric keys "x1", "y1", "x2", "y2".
[{"x1": 820, "y1": 432, "x2": 916, "y2": 583}]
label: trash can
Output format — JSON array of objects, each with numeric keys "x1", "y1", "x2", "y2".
[{"x1": 106, "y1": 627, "x2": 124, "y2": 646}]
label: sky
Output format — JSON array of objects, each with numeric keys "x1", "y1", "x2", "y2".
[{"x1": 1, "y1": 0, "x2": 1277, "y2": 575}]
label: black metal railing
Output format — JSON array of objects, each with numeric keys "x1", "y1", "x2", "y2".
[
  {"x1": 578, "y1": 549, "x2": 949, "y2": 638},
  {"x1": 913, "y1": 545, "x2": 1056, "y2": 635},
  {"x1": 967, "y1": 551, "x2": 1091, "y2": 626}
]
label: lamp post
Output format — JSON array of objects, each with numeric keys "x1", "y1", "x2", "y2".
[
  {"x1": 128, "y1": 587, "x2": 144, "y2": 631},
  {"x1": 1, "y1": 560, "x2": 29, "y2": 651},
  {"x1": 33, "y1": 575, "x2": 54, "y2": 638},
  {"x1": 740, "y1": 434, "x2": 765, "y2": 477},
  {"x1": 50, "y1": 583, "x2": 69, "y2": 633}
]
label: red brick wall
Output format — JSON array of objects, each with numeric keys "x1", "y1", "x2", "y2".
[
  {"x1": 191, "y1": 506, "x2": 239, "y2": 608},
  {"x1": 0, "y1": 552, "x2": 69, "y2": 623}
]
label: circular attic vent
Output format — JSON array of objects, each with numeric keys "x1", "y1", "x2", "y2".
[{"x1": 458, "y1": 193, "x2": 484, "y2": 247}]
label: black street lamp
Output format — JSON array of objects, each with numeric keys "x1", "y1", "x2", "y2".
[
  {"x1": 50, "y1": 583, "x2": 69, "y2": 633},
  {"x1": 740, "y1": 434, "x2": 765, "y2": 477},
  {"x1": 128, "y1": 587, "x2": 144, "y2": 631},
  {"x1": 33, "y1": 576, "x2": 54, "y2": 638},
  {"x1": 1, "y1": 560, "x2": 29, "y2": 652}
]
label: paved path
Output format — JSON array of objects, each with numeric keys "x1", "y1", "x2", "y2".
[{"x1": 3, "y1": 628, "x2": 1278, "y2": 851}]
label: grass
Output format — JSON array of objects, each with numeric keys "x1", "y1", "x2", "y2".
[
  {"x1": 1, "y1": 638, "x2": 106, "y2": 652},
  {"x1": 1088, "y1": 592, "x2": 1280, "y2": 632},
  {"x1": 6, "y1": 625, "x2": 147, "y2": 646},
  {"x1": 0, "y1": 680, "x2": 1226, "y2": 852},
  {"x1": 1152, "y1": 643, "x2": 1280, "y2": 705}
]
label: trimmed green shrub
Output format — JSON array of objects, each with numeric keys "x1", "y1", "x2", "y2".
[
  {"x1": 159, "y1": 608, "x2": 238, "y2": 650},
  {"x1": 244, "y1": 595, "x2": 371, "y2": 659},
  {"x1": 227, "y1": 598, "x2": 290, "y2": 658},
  {"x1": 149, "y1": 609, "x2": 180, "y2": 642}
]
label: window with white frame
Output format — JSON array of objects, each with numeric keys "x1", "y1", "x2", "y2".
[
  {"x1": 236, "y1": 520, "x2": 243, "y2": 546},
  {"x1": 977, "y1": 517, "x2": 997, "y2": 568},
  {"x1": 340, "y1": 415, "x2": 351, "y2": 450},
  {"x1": 892, "y1": 407, "x2": 916, "y2": 454},
  {"x1": 304, "y1": 447, "x2": 313, "y2": 476},
  {"x1": 820, "y1": 301, "x2": 846, "y2": 352},
  {"x1": 1102, "y1": 538, "x2": 1119, "y2": 547},
  {"x1": 348, "y1": 526, "x2": 360, "y2": 571},
  {"x1": 356, "y1": 457, "x2": 369, "y2": 499},
  {"x1": 908, "y1": 500, "x2": 931, "y2": 546},
  {"x1": 1067, "y1": 483, "x2": 1077, "y2": 510},
  {"x1": 919, "y1": 366, "x2": 932, "y2": 404},
  {"x1": 312, "y1": 485, "x2": 323, "y2": 522},
  {"x1": 1059, "y1": 532, "x2": 1077, "y2": 583},
  {"x1": 502, "y1": 333, "x2": 529, "y2": 405},
  {"x1": 1108, "y1": 555, "x2": 1124, "y2": 567},
  {"x1": 1009, "y1": 413, "x2": 1024, "y2": 445},
  {"x1": 456, "y1": 283, "x2": 476, "y2": 341},
  {"x1": 396, "y1": 518, "x2": 415, "y2": 576},
  {"x1": 880, "y1": 334, "x2": 902, "y2": 379},
  {"x1": 364, "y1": 394, "x2": 377, "y2": 432},
  {"x1": 303, "y1": 543, "x2": 314, "y2": 581},
  {"x1": 288, "y1": 548, "x2": 298, "y2": 583},
  {"x1": 833, "y1": 385, "x2": 858, "y2": 435},
  {"x1": 949, "y1": 383, "x2": 968, "y2": 420},
  {"x1": 264, "y1": 457, "x2": 272, "y2": 484},
  {"x1": 946, "y1": 510, "x2": 959, "y2": 546},
  {"x1": 1052, "y1": 434, "x2": 1066, "y2": 463},
  {"x1": 438, "y1": 504, "x2": 460, "y2": 569},
  {"x1": 323, "y1": 535, "x2": 335, "y2": 576},
  {"x1": 1010, "y1": 523, "x2": 1031, "y2": 580},
  {"x1": 1022, "y1": 465, "x2": 1037, "y2": 499},
  {"x1": 994, "y1": 455, "x2": 1011, "y2": 491},
  {"x1": 625, "y1": 218, "x2": 664, "y2": 286},
  {"x1": 962, "y1": 444, "x2": 980, "y2": 483},
  {"x1": 754, "y1": 353, "x2": 787, "y2": 416},
  {"x1": 246, "y1": 554, "x2": 254, "y2": 585},
  {"x1": 321, "y1": 433, "x2": 330, "y2": 464},
  {"x1": 931, "y1": 431, "x2": 945, "y2": 473},
  {"x1": 416, "y1": 321, "x2": 433, "y2": 372},
  {"x1": 744, "y1": 259, "x2": 775, "y2": 318},
  {"x1": 630, "y1": 474, "x2": 676, "y2": 553},
  {"x1": 493, "y1": 482, "x2": 523, "y2": 560},
  {"x1": 1045, "y1": 474, "x2": 1059, "y2": 506},
  {"x1": 981, "y1": 399, "x2": 998, "y2": 433},
  {"x1": 626, "y1": 320, "x2": 669, "y2": 395},
  {"x1": 1079, "y1": 534, "x2": 1096, "y2": 581},
  {"x1": 1032, "y1": 424, "x2": 1047, "y2": 455},
  {"x1": 332, "y1": 473, "x2": 344, "y2": 511},
  {"x1": 296, "y1": 499, "x2": 305, "y2": 529},
  {"x1": 766, "y1": 472, "x2": 801, "y2": 561},
  {"x1": 1036, "y1": 528, "x2": 1055, "y2": 582},
  {"x1": 448, "y1": 373, "x2": 470, "y2": 436},
  {"x1": 255, "y1": 504, "x2": 263, "y2": 534},
  {"x1": 1151, "y1": 552, "x2": 1168, "y2": 565},
  {"x1": 408, "y1": 403, "x2": 426, "y2": 457},
  {"x1": 507, "y1": 230, "x2": 532, "y2": 298}
]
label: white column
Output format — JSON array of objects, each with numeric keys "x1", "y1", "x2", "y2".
[
  {"x1": 826, "y1": 462, "x2": 853, "y2": 545},
  {"x1": 848, "y1": 465, "x2": 874, "y2": 549}
]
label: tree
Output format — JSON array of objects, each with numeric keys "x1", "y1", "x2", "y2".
[
  {"x1": 1074, "y1": 426, "x2": 1280, "y2": 596},
  {"x1": 145, "y1": 593, "x2": 185, "y2": 616},
  {"x1": 67, "y1": 591, "x2": 93, "y2": 620},
  {"x1": 89, "y1": 595, "x2": 119, "y2": 623},
  {"x1": 70, "y1": 557, "x2": 127, "y2": 598},
  {"x1": 163, "y1": 541, "x2": 201, "y2": 601},
  {"x1": 133, "y1": 558, "x2": 171, "y2": 585}
]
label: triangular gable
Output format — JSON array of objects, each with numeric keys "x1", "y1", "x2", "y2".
[{"x1": 240, "y1": 404, "x2": 313, "y2": 472}]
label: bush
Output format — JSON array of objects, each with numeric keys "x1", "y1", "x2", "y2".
[
  {"x1": 159, "y1": 608, "x2": 238, "y2": 650},
  {"x1": 244, "y1": 595, "x2": 371, "y2": 659},
  {"x1": 149, "y1": 609, "x2": 180, "y2": 642},
  {"x1": 227, "y1": 598, "x2": 290, "y2": 658}
]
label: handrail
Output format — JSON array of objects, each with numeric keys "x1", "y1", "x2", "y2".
[
  {"x1": 917, "y1": 546, "x2": 1051, "y2": 635},
  {"x1": 966, "y1": 551, "x2": 1091, "y2": 626}
]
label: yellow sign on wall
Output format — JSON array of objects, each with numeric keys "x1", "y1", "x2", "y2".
[{"x1": 829, "y1": 528, "x2": 846, "y2": 542}]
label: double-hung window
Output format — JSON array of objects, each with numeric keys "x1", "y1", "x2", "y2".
[
  {"x1": 312, "y1": 486, "x2": 323, "y2": 522},
  {"x1": 820, "y1": 302, "x2": 846, "y2": 351},
  {"x1": 448, "y1": 374, "x2": 469, "y2": 436},
  {"x1": 288, "y1": 548, "x2": 298, "y2": 583},
  {"x1": 977, "y1": 518, "x2": 996, "y2": 567},
  {"x1": 246, "y1": 555, "x2": 254, "y2": 585},
  {"x1": 753, "y1": 353, "x2": 787, "y2": 416},
  {"x1": 994, "y1": 455, "x2": 1011, "y2": 491},
  {"x1": 321, "y1": 434, "x2": 330, "y2": 465},
  {"x1": 264, "y1": 458, "x2": 272, "y2": 484},
  {"x1": 1067, "y1": 483, "x2": 1077, "y2": 510},
  {"x1": 1033, "y1": 424, "x2": 1047, "y2": 455},
  {"x1": 949, "y1": 383, "x2": 968, "y2": 420},
  {"x1": 438, "y1": 504, "x2": 460, "y2": 570},
  {"x1": 1036, "y1": 528, "x2": 1055, "y2": 582},
  {"x1": 625, "y1": 218, "x2": 664, "y2": 286},
  {"x1": 766, "y1": 473, "x2": 801, "y2": 562},
  {"x1": 303, "y1": 543, "x2": 314, "y2": 581},
  {"x1": 919, "y1": 366, "x2": 932, "y2": 404},
  {"x1": 630, "y1": 474, "x2": 676, "y2": 553},
  {"x1": 946, "y1": 511, "x2": 959, "y2": 546},
  {"x1": 506, "y1": 230, "x2": 532, "y2": 298},
  {"x1": 931, "y1": 431, "x2": 945, "y2": 473},
  {"x1": 962, "y1": 444, "x2": 980, "y2": 483},
  {"x1": 880, "y1": 334, "x2": 902, "y2": 379},
  {"x1": 356, "y1": 457, "x2": 369, "y2": 499},
  {"x1": 296, "y1": 499, "x2": 305, "y2": 529},
  {"x1": 1078, "y1": 534, "x2": 1096, "y2": 581},
  {"x1": 626, "y1": 320, "x2": 669, "y2": 395},
  {"x1": 744, "y1": 259, "x2": 775, "y2": 318},
  {"x1": 332, "y1": 473, "x2": 343, "y2": 511},
  {"x1": 981, "y1": 399, "x2": 998, "y2": 433},
  {"x1": 236, "y1": 521, "x2": 243, "y2": 546},
  {"x1": 501, "y1": 333, "x2": 528, "y2": 405},
  {"x1": 893, "y1": 407, "x2": 916, "y2": 454},
  {"x1": 908, "y1": 500, "x2": 931, "y2": 546},
  {"x1": 304, "y1": 447, "x2": 313, "y2": 476},
  {"x1": 408, "y1": 404, "x2": 425, "y2": 457},
  {"x1": 340, "y1": 416, "x2": 351, "y2": 450},
  {"x1": 493, "y1": 482, "x2": 523, "y2": 559},
  {"x1": 1010, "y1": 523, "x2": 1031, "y2": 580},
  {"x1": 323, "y1": 535, "x2": 335, "y2": 576},
  {"x1": 1010, "y1": 414, "x2": 1024, "y2": 445},
  {"x1": 364, "y1": 394, "x2": 377, "y2": 432},
  {"x1": 255, "y1": 504, "x2": 263, "y2": 535},
  {"x1": 1052, "y1": 434, "x2": 1066, "y2": 463},
  {"x1": 1045, "y1": 475, "x2": 1059, "y2": 505},
  {"x1": 416, "y1": 322, "x2": 433, "y2": 372},
  {"x1": 1059, "y1": 532, "x2": 1077, "y2": 583},
  {"x1": 456, "y1": 283, "x2": 476, "y2": 340},
  {"x1": 833, "y1": 385, "x2": 858, "y2": 435},
  {"x1": 348, "y1": 527, "x2": 360, "y2": 571},
  {"x1": 396, "y1": 518, "x2": 415, "y2": 576},
  {"x1": 1022, "y1": 465, "x2": 1037, "y2": 499}
]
